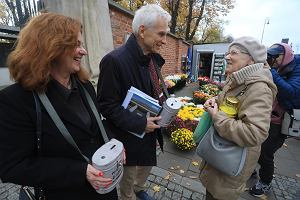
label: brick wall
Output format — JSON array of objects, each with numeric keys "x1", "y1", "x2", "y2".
[{"x1": 108, "y1": 1, "x2": 190, "y2": 77}]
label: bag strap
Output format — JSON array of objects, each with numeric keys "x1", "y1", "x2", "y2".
[
  {"x1": 35, "y1": 82, "x2": 110, "y2": 164},
  {"x1": 37, "y1": 92, "x2": 91, "y2": 164},
  {"x1": 151, "y1": 56, "x2": 170, "y2": 98},
  {"x1": 80, "y1": 84, "x2": 109, "y2": 143}
]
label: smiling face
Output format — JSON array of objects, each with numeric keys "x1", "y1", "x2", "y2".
[
  {"x1": 55, "y1": 32, "x2": 87, "y2": 74},
  {"x1": 138, "y1": 17, "x2": 169, "y2": 55},
  {"x1": 225, "y1": 46, "x2": 254, "y2": 75}
]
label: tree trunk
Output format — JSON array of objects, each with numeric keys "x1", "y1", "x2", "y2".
[
  {"x1": 188, "y1": 0, "x2": 206, "y2": 41},
  {"x1": 185, "y1": 0, "x2": 193, "y2": 41},
  {"x1": 15, "y1": 0, "x2": 24, "y2": 26},
  {"x1": 22, "y1": 0, "x2": 30, "y2": 26},
  {"x1": 170, "y1": 0, "x2": 180, "y2": 34}
]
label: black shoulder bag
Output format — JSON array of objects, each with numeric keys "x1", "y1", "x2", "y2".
[{"x1": 19, "y1": 92, "x2": 45, "y2": 200}]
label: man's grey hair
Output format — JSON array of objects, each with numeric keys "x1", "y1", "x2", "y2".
[{"x1": 132, "y1": 4, "x2": 171, "y2": 35}]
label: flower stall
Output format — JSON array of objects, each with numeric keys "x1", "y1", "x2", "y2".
[
  {"x1": 193, "y1": 77, "x2": 222, "y2": 104},
  {"x1": 164, "y1": 74, "x2": 188, "y2": 94}
]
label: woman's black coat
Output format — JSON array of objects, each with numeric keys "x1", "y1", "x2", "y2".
[
  {"x1": 0, "y1": 80, "x2": 117, "y2": 200},
  {"x1": 97, "y1": 34, "x2": 165, "y2": 166}
]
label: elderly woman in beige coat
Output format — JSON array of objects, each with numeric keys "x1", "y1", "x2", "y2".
[{"x1": 201, "y1": 36, "x2": 277, "y2": 200}]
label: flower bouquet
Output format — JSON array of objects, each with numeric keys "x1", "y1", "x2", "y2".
[
  {"x1": 164, "y1": 74, "x2": 187, "y2": 91},
  {"x1": 166, "y1": 105, "x2": 204, "y2": 135},
  {"x1": 198, "y1": 76, "x2": 210, "y2": 86},
  {"x1": 164, "y1": 79, "x2": 176, "y2": 94},
  {"x1": 199, "y1": 84, "x2": 221, "y2": 96},
  {"x1": 193, "y1": 91, "x2": 212, "y2": 105},
  {"x1": 171, "y1": 128, "x2": 196, "y2": 150}
]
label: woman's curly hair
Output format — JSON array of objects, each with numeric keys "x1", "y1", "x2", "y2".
[{"x1": 8, "y1": 12, "x2": 89, "y2": 91}]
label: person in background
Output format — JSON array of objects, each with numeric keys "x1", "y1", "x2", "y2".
[
  {"x1": 202, "y1": 36, "x2": 277, "y2": 200},
  {"x1": 0, "y1": 12, "x2": 118, "y2": 200},
  {"x1": 249, "y1": 43, "x2": 300, "y2": 197},
  {"x1": 97, "y1": 4, "x2": 171, "y2": 200}
]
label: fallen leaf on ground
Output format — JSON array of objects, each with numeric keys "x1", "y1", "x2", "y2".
[
  {"x1": 186, "y1": 182, "x2": 191, "y2": 186},
  {"x1": 189, "y1": 175, "x2": 198, "y2": 179},
  {"x1": 179, "y1": 169, "x2": 185, "y2": 174},
  {"x1": 152, "y1": 185, "x2": 160, "y2": 192},
  {"x1": 258, "y1": 194, "x2": 267, "y2": 200},
  {"x1": 170, "y1": 166, "x2": 175, "y2": 170},
  {"x1": 282, "y1": 143, "x2": 288, "y2": 147},
  {"x1": 176, "y1": 165, "x2": 180, "y2": 169},
  {"x1": 296, "y1": 174, "x2": 300, "y2": 178},
  {"x1": 192, "y1": 161, "x2": 199, "y2": 166},
  {"x1": 164, "y1": 175, "x2": 170, "y2": 180}
]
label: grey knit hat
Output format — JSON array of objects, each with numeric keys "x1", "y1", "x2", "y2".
[{"x1": 229, "y1": 36, "x2": 267, "y2": 63}]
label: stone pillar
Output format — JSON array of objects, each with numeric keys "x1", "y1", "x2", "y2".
[{"x1": 42, "y1": 0, "x2": 114, "y2": 84}]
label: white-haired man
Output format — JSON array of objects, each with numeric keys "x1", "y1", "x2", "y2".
[{"x1": 97, "y1": 4, "x2": 171, "y2": 200}]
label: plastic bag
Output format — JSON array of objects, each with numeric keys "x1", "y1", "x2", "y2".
[{"x1": 193, "y1": 111, "x2": 212, "y2": 143}]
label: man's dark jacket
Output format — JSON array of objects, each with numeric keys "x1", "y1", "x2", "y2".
[
  {"x1": 97, "y1": 34, "x2": 165, "y2": 166},
  {"x1": 0, "y1": 79, "x2": 117, "y2": 200}
]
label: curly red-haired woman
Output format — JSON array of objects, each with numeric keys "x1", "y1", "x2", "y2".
[{"x1": 0, "y1": 12, "x2": 118, "y2": 200}]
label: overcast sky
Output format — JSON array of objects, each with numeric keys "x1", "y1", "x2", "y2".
[{"x1": 222, "y1": 0, "x2": 300, "y2": 54}]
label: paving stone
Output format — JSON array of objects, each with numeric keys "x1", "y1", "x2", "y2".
[
  {"x1": 0, "y1": 191, "x2": 8, "y2": 199},
  {"x1": 167, "y1": 182, "x2": 176, "y2": 191},
  {"x1": 160, "y1": 179, "x2": 168, "y2": 187},
  {"x1": 145, "y1": 180, "x2": 151, "y2": 187},
  {"x1": 147, "y1": 188, "x2": 155, "y2": 197},
  {"x1": 172, "y1": 191, "x2": 181, "y2": 200},
  {"x1": 182, "y1": 188, "x2": 192, "y2": 198},
  {"x1": 157, "y1": 151, "x2": 191, "y2": 176},
  {"x1": 147, "y1": 174, "x2": 155, "y2": 182},
  {"x1": 186, "y1": 170, "x2": 199, "y2": 179},
  {"x1": 149, "y1": 182, "x2": 157, "y2": 190},
  {"x1": 154, "y1": 177, "x2": 163, "y2": 184},
  {"x1": 154, "y1": 191, "x2": 164, "y2": 200},
  {"x1": 164, "y1": 190, "x2": 172, "y2": 198},
  {"x1": 181, "y1": 177, "x2": 206, "y2": 194},
  {"x1": 284, "y1": 196, "x2": 293, "y2": 200},
  {"x1": 192, "y1": 192, "x2": 204, "y2": 200},
  {"x1": 174, "y1": 184, "x2": 183, "y2": 194},
  {"x1": 188, "y1": 158, "x2": 202, "y2": 173}
]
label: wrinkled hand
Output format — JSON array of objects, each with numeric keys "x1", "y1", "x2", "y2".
[
  {"x1": 86, "y1": 164, "x2": 112, "y2": 190},
  {"x1": 145, "y1": 116, "x2": 161, "y2": 133},
  {"x1": 203, "y1": 98, "x2": 218, "y2": 117},
  {"x1": 203, "y1": 98, "x2": 216, "y2": 110}
]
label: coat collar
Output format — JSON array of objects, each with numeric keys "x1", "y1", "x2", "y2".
[
  {"x1": 46, "y1": 77, "x2": 96, "y2": 136},
  {"x1": 125, "y1": 34, "x2": 165, "y2": 68},
  {"x1": 231, "y1": 63, "x2": 264, "y2": 86}
]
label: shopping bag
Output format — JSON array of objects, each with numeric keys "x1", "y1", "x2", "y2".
[{"x1": 193, "y1": 112, "x2": 212, "y2": 143}]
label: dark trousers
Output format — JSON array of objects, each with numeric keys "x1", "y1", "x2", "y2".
[{"x1": 258, "y1": 123, "x2": 286, "y2": 184}]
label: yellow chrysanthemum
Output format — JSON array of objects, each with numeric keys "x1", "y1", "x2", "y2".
[
  {"x1": 171, "y1": 128, "x2": 196, "y2": 150},
  {"x1": 177, "y1": 106, "x2": 204, "y2": 121}
]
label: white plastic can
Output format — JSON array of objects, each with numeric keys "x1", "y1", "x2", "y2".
[
  {"x1": 157, "y1": 98, "x2": 182, "y2": 127},
  {"x1": 92, "y1": 138, "x2": 124, "y2": 194}
]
